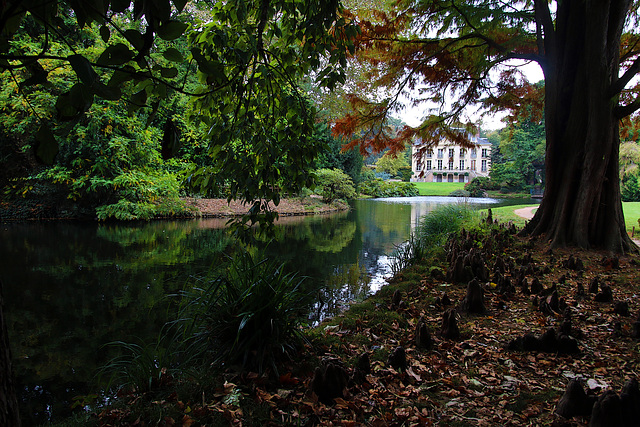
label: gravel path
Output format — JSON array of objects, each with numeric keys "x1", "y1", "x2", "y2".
[{"x1": 514, "y1": 205, "x2": 537, "y2": 220}]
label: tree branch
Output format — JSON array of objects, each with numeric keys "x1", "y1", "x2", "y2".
[
  {"x1": 611, "y1": 55, "x2": 640, "y2": 96},
  {"x1": 615, "y1": 96, "x2": 640, "y2": 119}
]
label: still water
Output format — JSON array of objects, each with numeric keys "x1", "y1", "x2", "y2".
[{"x1": 0, "y1": 196, "x2": 533, "y2": 423}]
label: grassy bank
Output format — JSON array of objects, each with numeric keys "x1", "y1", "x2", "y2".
[{"x1": 487, "y1": 202, "x2": 640, "y2": 236}]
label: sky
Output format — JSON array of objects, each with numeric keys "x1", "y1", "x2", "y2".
[{"x1": 393, "y1": 61, "x2": 545, "y2": 131}]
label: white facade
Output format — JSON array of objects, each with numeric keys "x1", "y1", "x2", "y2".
[{"x1": 411, "y1": 134, "x2": 491, "y2": 183}]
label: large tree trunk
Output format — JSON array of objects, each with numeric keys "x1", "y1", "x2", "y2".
[
  {"x1": 0, "y1": 280, "x2": 20, "y2": 426},
  {"x1": 524, "y1": 0, "x2": 637, "y2": 253}
]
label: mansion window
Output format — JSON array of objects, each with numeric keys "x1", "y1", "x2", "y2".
[
  {"x1": 459, "y1": 159, "x2": 465, "y2": 170},
  {"x1": 448, "y1": 148, "x2": 455, "y2": 158},
  {"x1": 437, "y1": 149, "x2": 444, "y2": 158},
  {"x1": 471, "y1": 148, "x2": 477, "y2": 158},
  {"x1": 448, "y1": 159, "x2": 454, "y2": 170},
  {"x1": 460, "y1": 148, "x2": 466, "y2": 157},
  {"x1": 471, "y1": 160, "x2": 476, "y2": 170},
  {"x1": 437, "y1": 159, "x2": 443, "y2": 169},
  {"x1": 481, "y1": 148, "x2": 488, "y2": 158},
  {"x1": 481, "y1": 160, "x2": 488, "y2": 172},
  {"x1": 416, "y1": 162, "x2": 422, "y2": 171},
  {"x1": 426, "y1": 160, "x2": 432, "y2": 170},
  {"x1": 427, "y1": 149, "x2": 433, "y2": 158}
]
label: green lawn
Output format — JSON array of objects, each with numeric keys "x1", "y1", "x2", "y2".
[
  {"x1": 483, "y1": 202, "x2": 640, "y2": 236},
  {"x1": 413, "y1": 181, "x2": 465, "y2": 196}
]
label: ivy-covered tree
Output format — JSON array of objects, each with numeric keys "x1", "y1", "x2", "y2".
[{"x1": 336, "y1": 0, "x2": 640, "y2": 253}]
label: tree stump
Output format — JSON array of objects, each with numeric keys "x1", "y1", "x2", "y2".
[
  {"x1": 387, "y1": 346, "x2": 407, "y2": 372},
  {"x1": 441, "y1": 292, "x2": 452, "y2": 306},
  {"x1": 613, "y1": 300, "x2": 630, "y2": 316},
  {"x1": 632, "y1": 311, "x2": 640, "y2": 339},
  {"x1": 530, "y1": 277, "x2": 544, "y2": 295},
  {"x1": 415, "y1": 316, "x2": 433, "y2": 350},
  {"x1": 441, "y1": 309, "x2": 460, "y2": 340},
  {"x1": 620, "y1": 378, "x2": 640, "y2": 423},
  {"x1": 555, "y1": 379, "x2": 595, "y2": 418},
  {"x1": 595, "y1": 284, "x2": 613, "y2": 302},
  {"x1": 391, "y1": 289, "x2": 402, "y2": 307},
  {"x1": 352, "y1": 352, "x2": 370, "y2": 384},
  {"x1": 460, "y1": 279, "x2": 486, "y2": 314},
  {"x1": 311, "y1": 362, "x2": 349, "y2": 405},
  {"x1": 590, "y1": 390, "x2": 623, "y2": 427},
  {"x1": 576, "y1": 282, "x2": 586, "y2": 298}
]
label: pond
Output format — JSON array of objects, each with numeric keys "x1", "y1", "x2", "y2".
[{"x1": 0, "y1": 196, "x2": 535, "y2": 424}]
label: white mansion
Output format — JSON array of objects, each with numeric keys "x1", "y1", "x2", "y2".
[{"x1": 411, "y1": 133, "x2": 491, "y2": 183}]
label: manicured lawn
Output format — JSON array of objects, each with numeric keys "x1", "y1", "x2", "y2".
[
  {"x1": 413, "y1": 181, "x2": 465, "y2": 196},
  {"x1": 623, "y1": 202, "x2": 640, "y2": 236},
  {"x1": 483, "y1": 202, "x2": 640, "y2": 237},
  {"x1": 484, "y1": 204, "x2": 535, "y2": 227}
]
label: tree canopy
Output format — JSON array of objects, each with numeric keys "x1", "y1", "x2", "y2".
[
  {"x1": 338, "y1": 0, "x2": 640, "y2": 252},
  {"x1": 1, "y1": 0, "x2": 358, "y2": 226}
]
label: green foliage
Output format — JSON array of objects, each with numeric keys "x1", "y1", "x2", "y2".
[
  {"x1": 449, "y1": 189, "x2": 470, "y2": 198},
  {"x1": 622, "y1": 173, "x2": 640, "y2": 202},
  {"x1": 465, "y1": 177, "x2": 497, "y2": 197},
  {"x1": 32, "y1": 102, "x2": 188, "y2": 219},
  {"x1": 489, "y1": 122, "x2": 545, "y2": 192},
  {"x1": 177, "y1": 251, "x2": 310, "y2": 374},
  {"x1": 398, "y1": 166, "x2": 412, "y2": 182},
  {"x1": 1, "y1": 1, "x2": 358, "y2": 225},
  {"x1": 375, "y1": 149, "x2": 410, "y2": 178},
  {"x1": 99, "y1": 337, "x2": 182, "y2": 394},
  {"x1": 314, "y1": 124, "x2": 364, "y2": 188},
  {"x1": 416, "y1": 204, "x2": 476, "y2": 248},
  {"x1": 359, "y1": 175, "x2": 419, "y2": 198},
  {"x1": 314, "y1": 168, "x2": 357, "y2": 203},
  {"x1": 391, "y1": 203, "x2": 475, "y2": 273}
]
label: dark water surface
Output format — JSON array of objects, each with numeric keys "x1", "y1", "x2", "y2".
[{"x1": 0, "y1": 196, "x2": 534, "y2": 424}]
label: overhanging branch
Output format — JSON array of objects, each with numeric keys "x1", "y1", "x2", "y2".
[
  {"x1": 611, "y1": 55, "x2": 640, "y2": 96},
  {"x1": 615, "y1": 96, "x2": 640, "y2": 119}
]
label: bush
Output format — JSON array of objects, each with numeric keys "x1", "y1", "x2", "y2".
[
  {"x1": 315, "y1": 168, "x2": 357, "y2": 202},
  {"x1": 360, "y1": 176, "x2": 419, "y2": 198},
  {"x1": 177, "y1": 251, "x2": 310, "y2": 374},
  {"x1": 398, "y1": 166, "x2": 413, "y2": 182},
  {"x1": 622, "y1": 173, "x2": 640, "y2": 202},
  {"x1": 449, "y1": 189, "x2": 471, "y2": 198},
  {"x1": 416, "y1": 203, "x2": 475, "y2": 247},
  {"x1": 465, "y1": 177, "x2": 497, "y2": 197},
  {"x1": 391, "y1": 203, "x2": 475, "y2": 270}
]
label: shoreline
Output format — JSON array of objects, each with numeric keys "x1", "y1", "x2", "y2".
[{"x1": 0, "y1": 196, "x2": 350, "y2": 221}]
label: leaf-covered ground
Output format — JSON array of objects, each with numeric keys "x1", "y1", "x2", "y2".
[{"x1": 95, "y1": 224, "x2": 640, "y2": 426}]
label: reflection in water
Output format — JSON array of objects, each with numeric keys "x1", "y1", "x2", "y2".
[{"x1": 0, "y1": 196, "x2": 535, "y2": 423}]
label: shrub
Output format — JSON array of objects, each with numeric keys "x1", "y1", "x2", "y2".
[
  {"x1": 622, "y1": 173, "x2": 640, "y2": 202},
  {"x1": 360, "y1": 176, "x2": 419, "y2": 198},
  {"x1": 315, "y1": 168, "x2": 357, "y2": 202},
  {"x1": 449, "y1": 189, "x2": 471, "y2": 198},
  {"x1": 177, "y1": 251, "x2": 311, "y2": 374},
  {"x1": 465, "y1": 177, "x2": 497, "y2": 197},
  {"x1": 398, "y1": 166, "x2": 413, "y2": 182},
  {"x1": 415, "y1": 203, "x2": 475, "y2": 248},
  {"x1": 391, "y1": 203, "x2": 475, "y2": 270}
]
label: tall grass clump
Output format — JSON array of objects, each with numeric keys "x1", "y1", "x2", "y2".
[
  {"x1": 391, "y1": 203, "x2": 476, "y2": 271},
  {"x1": 177, "y1": 250, "x2": 311, "y2": 375},
  {"x1": 98, "y1": 334, "x2": 185, "y2": 395}
]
